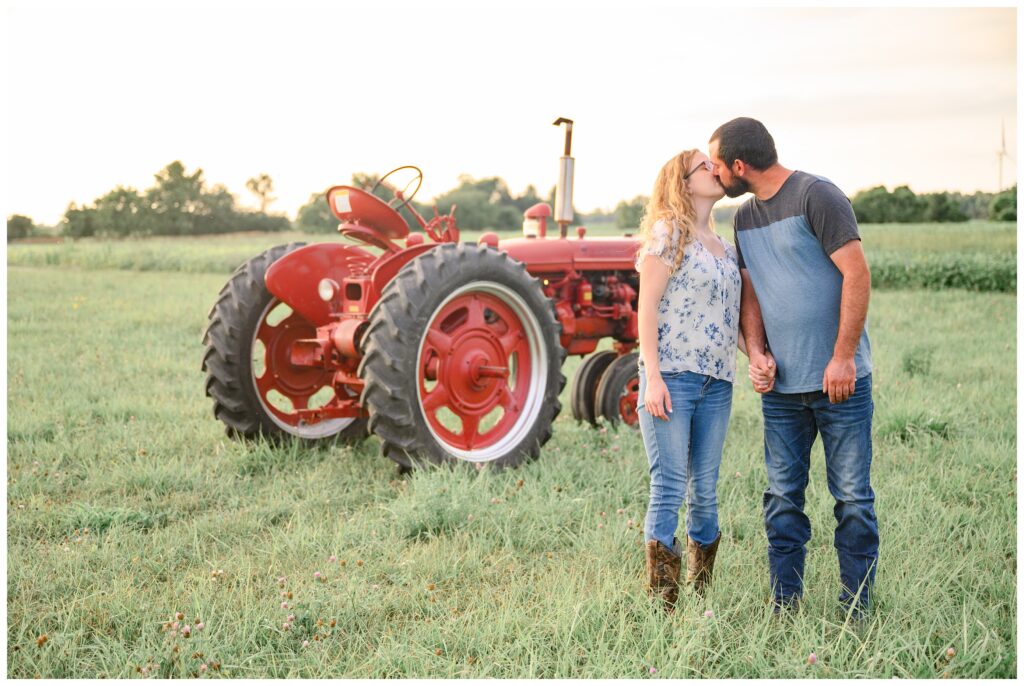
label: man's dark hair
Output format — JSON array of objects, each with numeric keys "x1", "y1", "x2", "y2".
[{"x1": 709, "y1": 117, "x2": 778, "y2": 170}]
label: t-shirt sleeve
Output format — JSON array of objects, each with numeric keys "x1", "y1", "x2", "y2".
[
  {"x1": 634, "y1": 219, "x2": 678, "y2": 271},
  {"x1": 805, "y1": 180, "x2": 861, "y2": 255},
  {"x1": 732, "y1": 213, "x2": 746, "y2": 269}
]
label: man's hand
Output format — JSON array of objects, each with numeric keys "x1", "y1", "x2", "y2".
[
  {"x1": 643, "y1": 374, "x2": 673, "y2": 421},
  {"x1": 748, "y1": 351, "x2": 776, "y2": 394},
  {"x1": 822, "y1": 356, "x2": 856, "y2": 403},
  {"x1": 824, "y1": 240, "x2": 868, "y2": 404}
]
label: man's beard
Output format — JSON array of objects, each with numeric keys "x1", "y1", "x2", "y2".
[{"x1": 719, "y1": 176, "x2": 750, "y2": 198}]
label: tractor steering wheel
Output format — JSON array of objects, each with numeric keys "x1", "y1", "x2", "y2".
[{"x1": 371, "y1": 166, "x2": 423, "y2": 214}]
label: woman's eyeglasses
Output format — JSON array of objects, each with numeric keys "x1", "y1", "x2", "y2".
[{"x1": 684, "y1": 159, "x2": 714, "y2": 180}]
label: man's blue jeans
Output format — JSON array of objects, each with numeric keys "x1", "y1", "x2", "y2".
[
  {"x1": 638, "y1": 369, "x2": 733, "y2": 551},
  {"x1": 761, "y1": 374, "x2": 878, "y2": 612}
]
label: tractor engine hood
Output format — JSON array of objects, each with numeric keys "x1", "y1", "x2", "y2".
[{"x1": 497, "y1": 236, "x2": 641, "y2": 273}]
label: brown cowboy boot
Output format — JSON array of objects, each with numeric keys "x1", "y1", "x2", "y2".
[
  {"x1": 645, "y1": 538, "x2": 682, "y2": 610},
  {"x1": 686, "y1": 532, "x2": 721, "y2": 596}
]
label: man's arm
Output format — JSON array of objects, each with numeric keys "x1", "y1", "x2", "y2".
[
  {"x1": 822, "y1": 240, "x2": 870, "y2": 403},
  {"x1": 740, "y1": 268, "x2": 775, "y2": 393},
  {"x1": 804, "y1": 179, "x2": 869, "y2": 403}
]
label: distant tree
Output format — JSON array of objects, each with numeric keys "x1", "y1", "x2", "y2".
[
  {"x1": 7, "y1": 214, "x2": 34, "y2": 241},
  {"x1": 579, "y1": 207, "x2": 614, "y2": 224},
  {"x1": 615, "y1": 195, "x2": 647, "y2": 230},
  {"x1": 231, "y1": 209, "x2": 291, "y2": 232},
  {"x1": 93, "y1": 186, "x2": 146, "y2": 236},
  {"x1": 852, "y1": 185, "x2": 926, "y2": 223},
  {"x1": 352, "y1": 172, "x2": 383, "y2": 191},
  {"x1": 851, "y1": 185, "x2": 889, "y2": 223},
  {"x1": 246, "y1": 173, "x2": 276, "y2": 213},
  {"x1": 200, "y1": 184, "x2": 244, "y2": 234},
  {"x1": 144, "y1": 161, "x2": 206, "y2": 235},
  {"x1": 296, "y1": 192, "x2": 337, "y2": 233},
  {"x1": 494, "y1": 205, "x2": 522, "y2": 231},
  {"x1": 888, "y1": 185, "x2": 926, "y2": 222},
  {"x1": 434, "y1": 187, "x2": 495, "y2": 231},
  {"x1": 712, "y1": 204, "x2": 739, "y2": 228},
  {"x1": 59, "y1": 160, "x2": 287, "y2": 237},
  {"x1": 428, "y1": 175, "x2": 532, "y2": 231},
  {"x1": 513, "y1": 184, "x2": 544, "y2": 214},
  {"x1": 946, "y1": 191, "x2": 992, "y2": 220},
  {"x1": 991, "y1": 185, "x2": 1017, "y2": 221},
  {"x1": 921, "y1": 192, "x2": 967, "y2": 222},
  {"x1": 462, "y1": 176, "x2": 514, "y2": 206},
  {"x1": 62, "y1": 202, "x2": 96, "y2": 238}
]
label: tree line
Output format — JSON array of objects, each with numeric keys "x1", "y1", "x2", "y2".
[
  {"x1": 53, "y1": 162, "x2": 290, "y2": 239},
  {"x1": 5, "y1": 162, "x2": 1018, "y2": 241},
  {"x1": 7, "y1": 163, "x2": 566, "y2": 240},
  {"x1": 294, "y1": 173, "x2": 566, "y2": 234},
  {"x1": 849, "y1": 184, "x2": 1015, "y2": 223},
  {"x1": 608, "y1": 184, "x2": 1016, "y2": 232}
]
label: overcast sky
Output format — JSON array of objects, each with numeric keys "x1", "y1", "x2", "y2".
[{"x1": 5, "y1": 1, "x2": 1018, "y2": 225}]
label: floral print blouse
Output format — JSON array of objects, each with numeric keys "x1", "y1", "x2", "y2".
[{"x1": 634, "y1": 219, "x2": 741, "y2": 382}]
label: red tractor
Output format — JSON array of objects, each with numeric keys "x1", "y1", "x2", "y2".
[{"x1": 202, "y1": 118, "x2": 642, "y2": 470}]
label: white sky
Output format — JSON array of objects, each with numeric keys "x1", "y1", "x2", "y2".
[{"x1": 4, "y1": 1, "x2": 1018, "y2": 225}]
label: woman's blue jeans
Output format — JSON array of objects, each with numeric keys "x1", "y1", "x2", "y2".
[{"x1": 638, "y1": 369, "x2": 733, "y2": 551}]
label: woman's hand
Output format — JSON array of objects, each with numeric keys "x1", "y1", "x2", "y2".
[{"x1": 643, "y1": 374, "x2": 673, "y2": 421}]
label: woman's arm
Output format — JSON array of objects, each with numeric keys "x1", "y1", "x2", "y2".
[{"x1": 637, "y1": 254, "x2": 673, "y2": 420}]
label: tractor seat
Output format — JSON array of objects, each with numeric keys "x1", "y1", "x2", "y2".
[{"x1": 325, "y1": 186, "x2": 410, "y2": 240}]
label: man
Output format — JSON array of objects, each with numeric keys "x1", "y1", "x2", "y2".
[{"x1": 708, "y1": 117, "x2": 877, "y2": 618}]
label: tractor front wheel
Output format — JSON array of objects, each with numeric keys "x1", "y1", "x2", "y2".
[{"x1": 359, "y1": 243, "x2": 566, "y2": 469}]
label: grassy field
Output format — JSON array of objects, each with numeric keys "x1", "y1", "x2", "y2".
[
  {"x1": 5, "y1": 227, "x2": 1017, "y2": 678},
  {"x1": 6, "y1": 221, "x2": 1016, "y2": 288}
]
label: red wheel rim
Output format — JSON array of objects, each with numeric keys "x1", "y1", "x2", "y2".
[
  {"x1": 417, "y1": 284, "x2": 544, "y2": 458},
  {"x1": 619, "y1": 377, "x2": 640, "y2": 426},
  {"x1": 251, "y1": 300, "x2": 354, "y2": 437}
]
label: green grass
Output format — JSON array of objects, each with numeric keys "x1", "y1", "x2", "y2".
[
  {"x1": 858, "y1": 221, "x2": 1016, "y2": 253},
  {"x1": 6, "y1": 262, "x2": 1016, "y2": 678},
  {"x1": 863, "y1": 222, "x2": 1016, "y2": 292},
  {"x1": 7, "y1": 221, "x2": 1016, "y2": 289}
]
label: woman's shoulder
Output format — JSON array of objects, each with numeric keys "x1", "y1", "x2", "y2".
[
  {"x1": 651, "y1": 218, "x2": 678, "y2": 239},
  {"x1": 717, "y1": 234, "x2": 739, "y2": 260}
]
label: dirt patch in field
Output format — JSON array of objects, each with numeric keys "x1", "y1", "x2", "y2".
[{"x1": 11, "y1": 236, "x2": 65, "y2": 244}]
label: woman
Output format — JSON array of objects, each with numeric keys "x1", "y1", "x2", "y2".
[{"x1": 634, "y1": 149, "x2": 751, "y2": 610}]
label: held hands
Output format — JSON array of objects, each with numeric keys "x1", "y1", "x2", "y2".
[
  {"x1": 822, "y1": 356, "x2": 857, "y2": 403},
  {"x1": 748, "y1": 351, "x2": 777, "y2": 394},
  {"x1": 643, "y1": 374, "x2": 673, "y2": 421}
]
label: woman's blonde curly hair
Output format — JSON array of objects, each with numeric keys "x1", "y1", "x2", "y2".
[{"x1": 637, "y1": 149, "x2": 706, "y2": 271}]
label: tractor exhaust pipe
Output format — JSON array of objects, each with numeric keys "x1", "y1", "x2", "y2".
[{"x1": 553, "y1": 117, "x2": 574, "y2": 239}]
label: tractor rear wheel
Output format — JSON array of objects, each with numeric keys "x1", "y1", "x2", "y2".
[
  {"x1": 359, "y1": 243, "x2": 566, "y2": 469},
  {"x1": 570, "y1": 350, "x2": 617, "y2": 427},
  {"x1": 595, "y1": 352, "x2": 640, "y2": 429},
  {"x1": 202, "y1": 243, "x2": 369, "y2": 443}
]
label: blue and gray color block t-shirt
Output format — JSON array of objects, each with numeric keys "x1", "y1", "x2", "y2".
[{"x1": 733, "y1": 171, "x2": 872, "y2": 393}]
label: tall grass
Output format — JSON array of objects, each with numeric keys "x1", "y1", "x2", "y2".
[
  {"x1": 6, "y1": 265, "x2": 1015, "y2": 678},
  {"x1": 869, "y1": 252, "x2": 1016, "y2": 292}
]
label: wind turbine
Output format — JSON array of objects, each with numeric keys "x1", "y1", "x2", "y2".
[{"x1": 996, "y1": 119, "x2": 1014, "y2": 191}]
